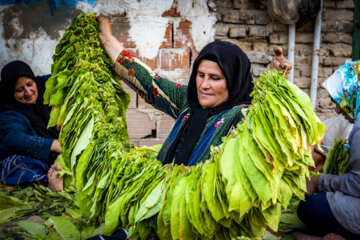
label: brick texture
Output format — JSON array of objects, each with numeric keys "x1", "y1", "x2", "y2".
[
  {"x1": 222, "y1": 10, "x2": 242, "y2": 23},
  {"x1": 248, "y1": 26, "x2": 268, "y2": 38},
  {"x1": 269, "y1": 33, "x2": 288, "y2": 44},
  {"x1": 161, "y1": 22, "x2": 173, "y2": 48},
  {"x1": 229, "y1": 26, "x2": 247, "y2": 38},
  {"x1": 127, "y1": 48, "x2": 159, "y2": 70},
  {"x1": 215, "y1": 23, "x2": 230, "y2": 36},
  {"x1": 111, "y1": 16, "x2": 136, "y2": 48},
  {"x1": 126, "y1": 109, "x2": 156, "y2": 139},
  {"x1": 174, "y1": 20, "x2": 193, "y2": 48},
  {"x1": 159, "y1": 48, "x2": 190, "y2": 78},
  {"x1": 158, "y1": 114, "x2": 175, "y2": 139}
]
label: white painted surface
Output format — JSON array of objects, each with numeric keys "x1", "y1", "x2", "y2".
[
  {"x1": 128, "y1": 15, "x2": 169, "y2": 59},
  {"x1": 310, "y1": 0, "x2": 323, "y2": 110},
  {"x1": 177, "y1": 0, "x2": 216, "y2": 52},
  {"x1": 287, "y1": 23, "x2": 296, "y2": 82},
  {"x1": 0, "y1": 16, "x2": 60, "y2": 76},
  {"x1": 0, "y1": 0, "x2": 215, "y2": 76}
]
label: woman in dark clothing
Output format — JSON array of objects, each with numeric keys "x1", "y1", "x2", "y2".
[
  {"x1": 96, "y1": 16, "x2": 292, "y2": 167},
  {"x1": 97, "y1": 16, "x2": 256, "y2": 167},
  {"x1": 0, "y1": 60, "x2": 62, "y2": 190}
]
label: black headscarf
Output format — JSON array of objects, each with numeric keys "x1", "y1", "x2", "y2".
[
  {"x1": 164, "y1": 41, "x2": 254, "y2": 165},
  {"x1": 0, "y1": 61, "x2": 59, "y2": 139}
]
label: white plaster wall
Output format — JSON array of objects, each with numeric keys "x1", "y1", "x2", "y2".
[
  {"x1": 0, "y1": 27, "x2": 61, "y2": 75},
  {"x1": 78, "y1": 0, "x2": 216, "y2": 59},
  {"x1": 0, "y1": 7, "x2": 62, "y2": 76},
  {"x1": 177, "y1": 0, "x2": 216, "y2": 53},
  {"x1": 0, "y1": 0, "x2": 216, "y2": 77}
]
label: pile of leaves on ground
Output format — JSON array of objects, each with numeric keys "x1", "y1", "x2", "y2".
[
  {"x1": 0, "y1": 184, "x2": 100, "y2": 239},
  {"x1": 0, "y1": 12, "x2": 325, "y2": 240}
]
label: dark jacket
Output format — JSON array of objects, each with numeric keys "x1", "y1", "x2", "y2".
[{"x1": 0, "y1": 110, "x2": 54, "y2": 164}]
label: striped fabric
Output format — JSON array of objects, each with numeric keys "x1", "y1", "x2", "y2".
[{"x1": 0, "y1": 155, "x2": 49, "y2": 185}]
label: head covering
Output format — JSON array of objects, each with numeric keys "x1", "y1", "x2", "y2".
[
  {"x1": 163, "y1": 41, "x2": 254, "y2": 165},
  {"x1": 0, "y1": 61, "x2": 59, "y2": 139},
  {"x1": 187, "y1": 41, "x2": 254, "y2": 111},
  {"x1": 323, "y1": 60, "x2": 360, "y2": 121}
]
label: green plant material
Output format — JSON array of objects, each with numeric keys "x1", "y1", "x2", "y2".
[
  {"x1": 324, "y1": 138, "x2": 350, "y2": 175},
  {"x1": 70, "y1": 116, "x2": 94, "y2": 168},
  {"x1": 80, "y1": 224, "x2": 104, "y2": 240},
  {"x1": 45, "y1": 228, "x2": 63, "y2": 240},
  {"x1": 49, "y1": 216, "x2": 81, "y2": 240},
  {"x1": 134, "y1": 178, "x2": 166, "y2": 223},
  {"x1": 0, "y1": 195, "x2": 32, "y2": 224},
  {"x1": 17, "y1": 220, "x2": 47, "y2": 238},
  {"x1": 0, "y1": 207, "x2": 21, "y2": 222}
]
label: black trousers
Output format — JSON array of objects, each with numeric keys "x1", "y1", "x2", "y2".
[{"x1": 297, "y1": 192, "x2": 360, "y2": 240}]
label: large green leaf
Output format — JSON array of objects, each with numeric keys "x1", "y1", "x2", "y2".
[
  {"x1": 49, "y1": 216, "x2": 81, "y2": 240},
  {"x1": 18, "y1": 220, "x2": 47, "y2": 238}
]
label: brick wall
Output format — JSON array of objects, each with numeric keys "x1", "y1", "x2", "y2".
[
  {"x1": 212, "y1": 0, "x2": 354, "y2": 122},
  {"x1": 109, "y1": 0, "x2": 354, "y2": 146}
]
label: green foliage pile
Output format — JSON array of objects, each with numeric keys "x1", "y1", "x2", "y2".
[
  {"x1": 323, "y1": 138, "x2": 350, "y2": 175},
  {"x1": 1, "y1": 13, "x2": 324, "y2": 240},
  {"x1": 0, "y1": 186, "x2": 90, "y2": 239},
  {"x1": 0, "y1": 187, "x2": 38, "y2": 227}
]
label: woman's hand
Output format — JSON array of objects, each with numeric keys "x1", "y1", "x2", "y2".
[
  {"x1": 310, "y1": 145, "x2": 326, "y2": 172},
  {"x1": 95, "y1": 15, "x2": 124, "y2": 62},
  {"x1": 306, "y1": 175, "x2": 321, "y2": 195},
  {"x1": 96, "y1": 15, "x2": 113, "y2": 36},
  {"x1": 51, "y1": 139, "x2": 62, "y2": 153}
]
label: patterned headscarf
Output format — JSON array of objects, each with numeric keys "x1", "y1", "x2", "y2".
[{"x1": 323, "y1": 60, "x2": 360, "y2": 121}]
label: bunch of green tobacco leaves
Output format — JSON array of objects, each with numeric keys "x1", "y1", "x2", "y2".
[{"x1": 323, "y1": 138, "x2": 350, "y2": 175}]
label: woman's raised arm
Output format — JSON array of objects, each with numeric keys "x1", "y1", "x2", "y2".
[{"x1": 96, "y1": 16, "x2": 124, "y2": 63}]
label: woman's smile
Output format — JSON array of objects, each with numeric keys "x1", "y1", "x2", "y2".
[
  {"x1": 14, "y1": 76, "x2": 38, "y2": 104},
  {"x1": 196, "y1": 59, "x2": 228, "y2": 109}
]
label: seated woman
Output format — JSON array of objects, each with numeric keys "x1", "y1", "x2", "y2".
[
  {"x1": 0, "y1": 61, "x2": 62, "y2": 191},
  {"x1": 297, "y1": 61, "x2": 360, "y2": 239},
  {"x1": 96, "y1": 16, "x2": 292, "y2": 167}
]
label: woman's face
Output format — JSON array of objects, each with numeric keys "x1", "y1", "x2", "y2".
[
  {"x1": 14, "y1": 76, "x2": 38, "y2": 104},
  {"x1": 196, "y1": 59, "x2": 228, "y2": 109}
]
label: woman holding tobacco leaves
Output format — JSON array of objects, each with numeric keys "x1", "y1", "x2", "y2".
[
  {"x1": 92, "y1": 14, "x2": 299, "y2": 240},
  {"x1": 0, "y1": 61, "x2": 63, "y2": 191},
  {"x1": 296, "y1": 61, "x2": 360, "y2": 239},
  {"x1": 90, "y1": 16, "x2": 290, "y2": 240},
  {"x1": 96, "y1": 16, "x2": 291, "y2": 168}
]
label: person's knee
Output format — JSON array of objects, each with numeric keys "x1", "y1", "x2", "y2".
[
  {"x1": 297, "y1": 199, "x2": 309, "y2": 224},
  {"x1": 297, "y1": 195, "x2": 317, "y2": 224}
]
